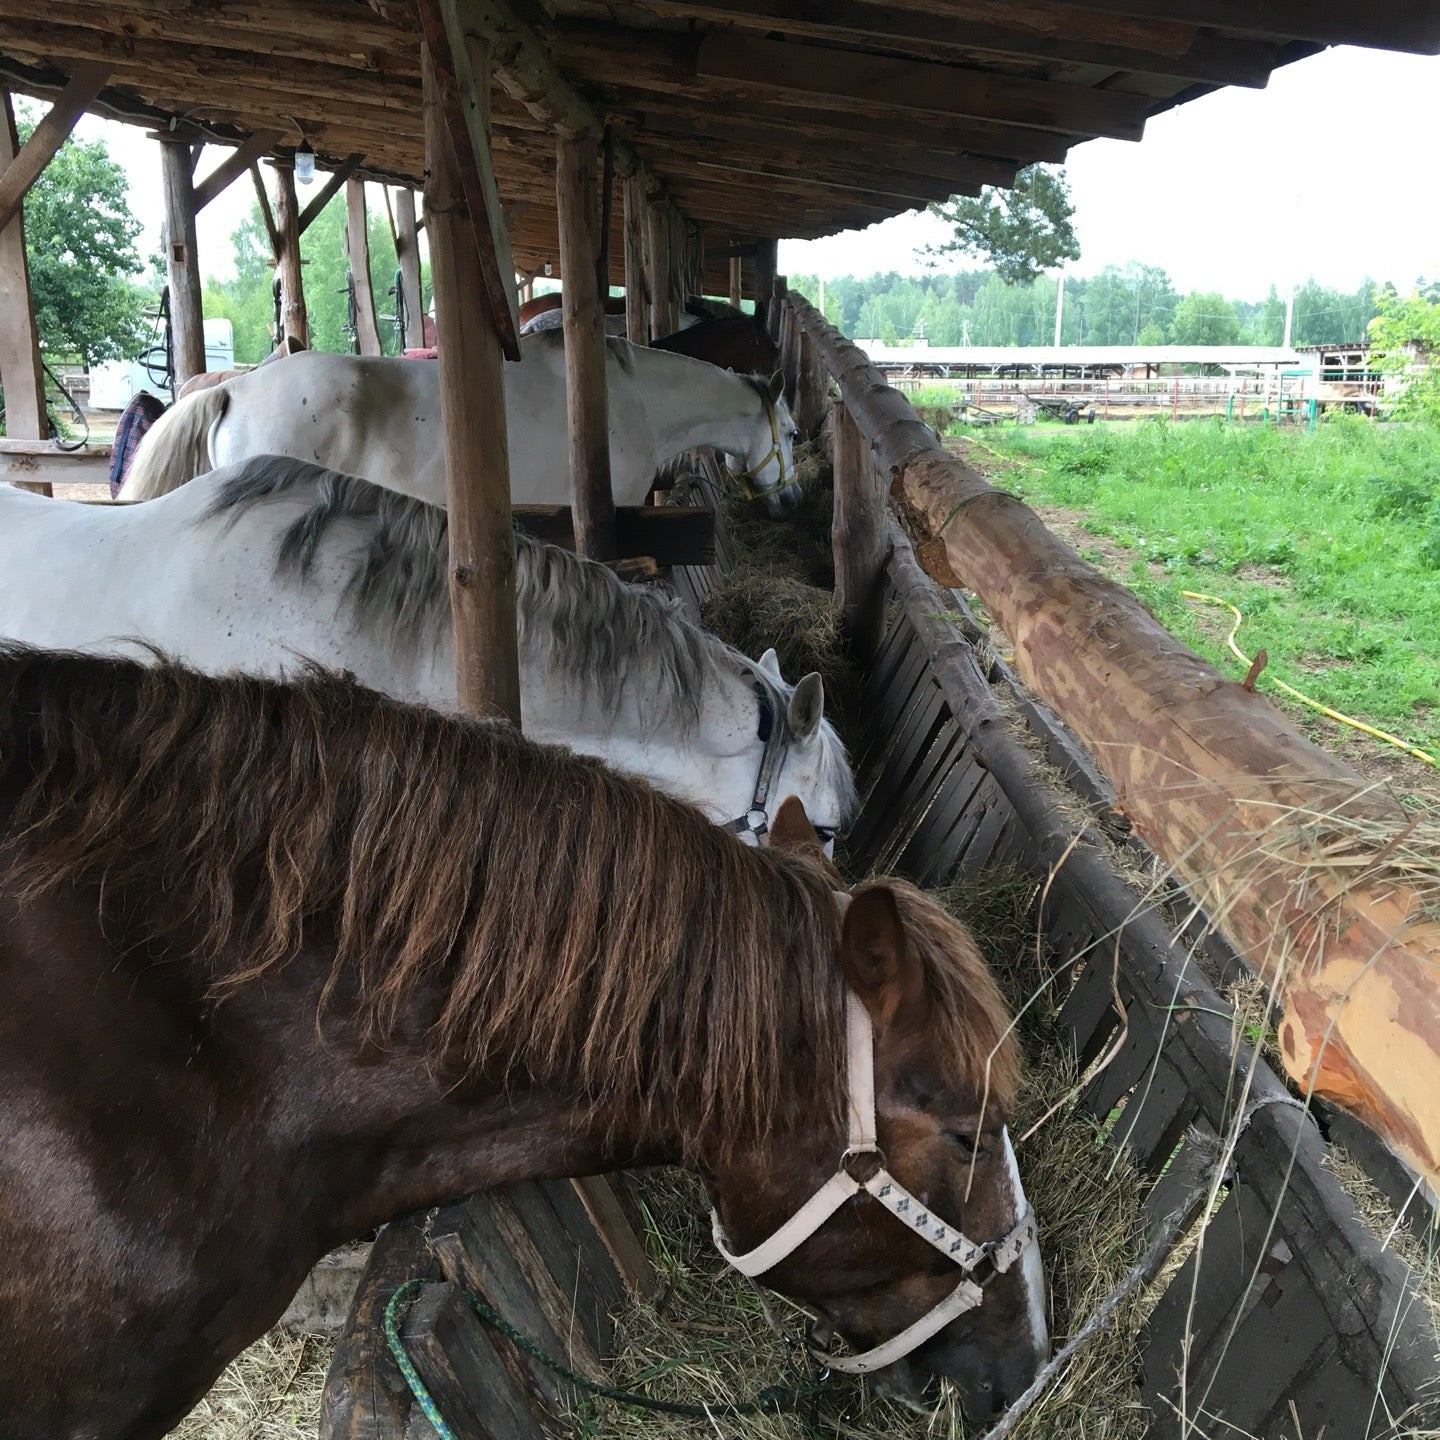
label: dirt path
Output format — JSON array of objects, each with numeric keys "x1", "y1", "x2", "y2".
[{"x1": 944, "y1": 437, "x2": 1440, "y2": 808}]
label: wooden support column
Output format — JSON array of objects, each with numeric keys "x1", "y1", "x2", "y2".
[
  {"x1": 767, "y1": 273, "x2": 786, "y2": 343},
  {"x1": 622, "y1": 174, "x2": 648, "y2": 345},
  {"x1": 0, "y1": 92, "x2": 48, "y2": 494},
  {"x1": 422, "y1": 34, "x2": 521, "y2": 724},
  {"x1": 795, "y1": 327, "x2": 827, "y2": 439},
  {"x1": 271, "y1": 161, "x2": 309, "y2": 349},
  {"x1": 159, "y1": 138, "x2": 206, "y2": 388},
  {"x1": 729, "y1": 252, "x2": 742, "y2": 310},
  {"x1": 555, "y1": 129, "x2": 616, "y2": 561},
  {"x1": 344, "y1": 176, "x2": 382, "y2": 355},
  {"x1": 645, "y1": 198, "x2": 676, "y2": 339},
  {"x1": 831, "y1": 401, "x2": 887, "y2": 661},
  {"x1": 778, "y1": 296, "x2": 800, "y2": 404},
  {"x1": 395, "y1": 189, "x2": 426, "y2": 348},
  {"x1": 668, "y1": 204, "x2": 687, "y2": 320},
  {"x1": 754, "y1": 237, "x2": 777, "y2": 316}
]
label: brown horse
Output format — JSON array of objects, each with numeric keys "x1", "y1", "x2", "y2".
[
  {"x1": 653, "y1": 311, "x2": 780, "y2": 374},
  {"x1": 0, "y1": 648, "x2": 1045, "y2": 1438}
]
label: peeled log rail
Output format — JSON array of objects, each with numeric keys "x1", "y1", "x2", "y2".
[{"x1": 785, "y1": 290, "x2": 1440, "y2": 1193}]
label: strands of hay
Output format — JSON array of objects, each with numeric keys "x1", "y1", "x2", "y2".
[{"x1": 169, "y1": 1328, "x2": 329, "y2": 1439}]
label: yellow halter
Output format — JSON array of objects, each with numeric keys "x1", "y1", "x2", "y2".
[{"x1": 723, "y1": 394, "x2": 793, "y2": 501}]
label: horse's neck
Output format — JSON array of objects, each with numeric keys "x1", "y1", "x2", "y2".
[{"x1": 638, "y1": 352, "x2": 758, "y2": 457}]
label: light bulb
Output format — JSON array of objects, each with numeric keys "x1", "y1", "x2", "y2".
[{"x1": 294, "y1": 140, "x2": 315, "y2": 185}]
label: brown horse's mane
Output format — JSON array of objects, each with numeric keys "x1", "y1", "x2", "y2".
[{"x1": 0, "y1": 648, "x2": 1016, "y2": 1160}]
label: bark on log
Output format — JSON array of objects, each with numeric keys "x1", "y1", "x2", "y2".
[
  {"x1": 789, "y1": 290, "x2": 1440, "y2": 1192},
  {"x1": 345, "y1": 177, "x2": 382, "y2": 355},
  {"x1": 271, "y1": 161, "x2": 309, "y2": 349},
  {"x1": 160, "y1": 138, "x2": 207, "y2": 386},
  {"x1": 394, "y1": 189, "x2": 426, "y2": 349}
]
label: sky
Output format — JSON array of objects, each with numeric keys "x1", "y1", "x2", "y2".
[{"x1": 59, "y1": 42, "x2": 1440, "y2": 302}]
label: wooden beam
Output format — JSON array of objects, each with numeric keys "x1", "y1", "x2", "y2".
[
  {"x1": 644, "y1": 197, "x2": 675, "y2": 340},
  {"x1": 394, "y1": 188, "x2": 426, "y2": 348},
  {"x1": 0, "y1": 60, "x2": 109, "y2": 234},
  {"x1": 513, "y1": 504, "x2": 713, "y2": 566},
  {"x1": 556, "y1": 130, "x2": 617, "y2": 561},
  {"x1": 695, "y1": 32, "x2": 1151, "y2": 140},
  {"x1": 622, "y1": 174, "x2": 647, "y2": 344},
  {"x1": 271, "y1": 161, "x2": 309, "y2": 348},
  {"x1": 159, "y1": 138, "x2": 206, "y2": 387},
  {"x1": 416, "y1": 0, "x2": 521, "y2": 357},
  {"x1": 248, "y1": 163, "x2": 280, "y2": 255},
  {"x1": 422, "y1": 36, "x2": 522, "y2": 724},
  {"x1": 1070, "y1": 1, "x2": 1440, "y2": 52},
  {"x1": 636, "y1": 0, "x2": 1281, "y2": 87},
  {"x1": 192, "y1": 127, "x2": 281, "y2": 213},
  {"x1": 296, "y1": 152, "x2": 362, "y2": 235},
  {"x1": 0, "y1": 91, "x2": 48, "y2": 493},
  {"x1": 345, "y1": 177, "x2": 382, "y2": 355},
  {"x1": 0, "y1": 437, "x2": 109, "y2": 487}
]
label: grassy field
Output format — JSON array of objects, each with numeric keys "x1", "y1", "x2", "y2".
[{"x1": 968, "y1": 416, "x2": 1440, "y2": 782}]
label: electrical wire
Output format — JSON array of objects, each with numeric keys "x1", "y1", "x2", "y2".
[{"x1": 1182, "y1": 589, "x2": 1438, "y2": 768}]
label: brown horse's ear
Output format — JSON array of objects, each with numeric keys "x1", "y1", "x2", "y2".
[
  {"x1": 839, "y1": 887, "x2": 924, "y2": 1028},
  {"x1": 770, "y1": 795, "x2": 823, "y2": 855}
]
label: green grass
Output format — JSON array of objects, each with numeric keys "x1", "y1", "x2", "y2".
[{"x1": 989, "y1": 416, "x2": 1440, "y2": 758}]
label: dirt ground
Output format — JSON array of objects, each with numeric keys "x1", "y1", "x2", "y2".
[{"x1": 942, "y1": 437, "x2": 1440, "y2": 809}]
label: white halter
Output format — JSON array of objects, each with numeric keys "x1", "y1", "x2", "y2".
[{"x1": 712, "y1": 991, "x2": 1037, "y2": 1374}]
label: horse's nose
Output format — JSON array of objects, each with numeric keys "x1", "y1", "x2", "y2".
[
  {"x1": 922, "y1": 1334, "x2": 1038, "y2": 1424},
  {"x1": 762, "y1": 481, "x2": 802, "y2": 519}
]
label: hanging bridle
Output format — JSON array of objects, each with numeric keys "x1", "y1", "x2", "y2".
[
  {"x1": 712, "y1": 990, "x2": 1037, "y2": 1375},
  {"x1": 724, "y1": 392, "x2": 794, "y2": 502}
]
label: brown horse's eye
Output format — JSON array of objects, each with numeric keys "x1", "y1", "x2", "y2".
[{"x1": 948, "y1": 1130, "x2": 989, "y2": 1158}]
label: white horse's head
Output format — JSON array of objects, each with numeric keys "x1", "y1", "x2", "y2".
[{"x1": 726, "y1": 372, "x2": 802, "y2": 519}]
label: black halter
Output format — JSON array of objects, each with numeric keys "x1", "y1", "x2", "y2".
[{"x1": 722, "y1": 681, "x2": 790, "y2": 844}]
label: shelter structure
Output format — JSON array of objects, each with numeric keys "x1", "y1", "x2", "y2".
[{"x1": 2, "y1": 4, "x2": 1440, "y2": 1437}]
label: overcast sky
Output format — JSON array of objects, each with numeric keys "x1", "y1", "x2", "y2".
[{"x1": 65, "y1": 42, "x2": 1440, "y2": 301}]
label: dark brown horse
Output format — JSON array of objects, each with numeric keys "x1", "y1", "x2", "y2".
[
  {"x1": 0, "y1": 648, "x2": 1045, "y2": 1438},
  {"x1": 653, "y1": 311, "x2": 780, "y2": 374}
]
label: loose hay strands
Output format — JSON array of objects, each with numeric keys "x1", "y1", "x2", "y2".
[{"x1": 169, "y1": 1328, "x2": 329, "y2": 1439}]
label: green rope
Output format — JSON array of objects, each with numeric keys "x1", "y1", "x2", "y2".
[{"x1": 384, "y1": 1279, "x2": 830, "y2": 1439}]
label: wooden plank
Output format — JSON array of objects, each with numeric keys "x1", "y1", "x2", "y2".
[
  {"x1": 728, "y1": 253, "x2": 741, "y2": 310},
  {"x1": 1054, "y1": 948, "x2": 1126, "y2": 1072},
  {"x1": 556, "y1": 129, "x2": 617, "y2": 560},
  {"x1": 319, "y1": 1212, "x2": 440, "y2": 1440},
  {"x1": 524, "y1": 1178, "x2": 628, "y2": 1326},
  {"x1": 0, "y1": 440, "x2": 109, "y2": 487},
  {"x1": 1111, "y1": 1052, "x2": 1195, "y2": 1175},
  {"x1": 635, "y1": 0, "x2": 1281, "y2": 86},
  {"x1": 694, "y1": 33, "x2": 1151, "y2": 140},
  {"x1": 400, "y1": 1282, "x2": 550, "y2": 1440},
  {"x1": 192, "y1": 127, "x2": 282, "y2": 213},
  {"x1": 831, "y1": 404, "x2": 886, "y2": 662},
  {"x1": 423, "y1": 37, "x2": 522, "y2": 725},
  {"x1": 346, "y1": 176, "x2": 383, "y2": 355},
  {"x1": 569, "y1": 1174, "x2": 657, "y2": 1301},
  {"x1": 514, "y1": 503, "x2": 713, "y2": 565},
  {"x1": 0, "y1": 60, "x2": 110, "y2": 234},
  {"x1": 394, "y1": 189, "x2": 426, "y2": 349}
]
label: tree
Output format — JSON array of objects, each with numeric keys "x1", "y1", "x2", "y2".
[
  {"x1": 1170, "y1": 291, "x2": 1240, "y2": 346},
  {"x1": 17, "y1": 113, "x2": 148, "y2": 366},
  {"x1": 1368, "y1": 283, "x2": 1440, "y2": 423},
  {"x1": 925, "y1": 164, "x2": 1080, "y2": 286}
]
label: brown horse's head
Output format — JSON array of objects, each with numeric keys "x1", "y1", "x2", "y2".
[{"x1": 711, "y1": 804, "x2": 1045, "y2": 1421}]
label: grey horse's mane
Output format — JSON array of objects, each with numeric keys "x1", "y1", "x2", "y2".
[
  {"x1": 205, "y1": 456, "x2": 724, "y2": 724},
  {"x1": 527, "y1": 327, "x2": 637, "y2": 376}
]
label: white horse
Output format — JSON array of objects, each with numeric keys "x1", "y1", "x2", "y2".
[
  {"x1": 0, "y1": 462, "x2": 852, "y2": 842},
  {"x1": 120, "y1": 333, "x2": 801, "y2": 516}
]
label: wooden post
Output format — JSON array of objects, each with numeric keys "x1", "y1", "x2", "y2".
[
  {"x1": 754, "y1": 237, "x2": 777, "y2": 316},
  {"x1": 668, "y1": 204, "x2": 687, "y2": 321},
  {"x1": 395, "y1": 188, "x2": 426, "y2": 348},
  {"x1": 423, "y1": 36, "x2": 521, "y2": 724},
  {"x1": 767, "y1": 273, "x2": 786, "y2": 343},
  {"x1": 831, "y1": 401, "x2": 887, "y2": 661},
  {"x1": 159, "y1": 138, "x2": 206, "y2": 388},
  {"x1": 555, "y1": 129, "x2": 617, "y2": 561},
  {"x1": 622, "y1": 174, "x2": 648, "y2": 345},
  {"x1": 795, "y1": 327, "x2": 827, "y2": 439},
  {"x1": 778, "y1": 297, "x2": 800, "y2": 404},
  {"x1": 0, "y1": 92, "x2": 49, "y2": 494},
  {"x1": 271, "y1": 161, "x2": 310, "y2": 349},
  {"x1": 645, "y1": 198, "x2": 675, "y2": 339},
  {"x1": 344, "y1": 176, "x2": 382, "y2": 355},
  {"x1": 729, "y1": 253, "x2": 742, "y2": 310}
]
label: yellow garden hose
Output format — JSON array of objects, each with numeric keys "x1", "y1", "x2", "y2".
[{"x1": 1182, "y1": 591, "x2": 1438, "y2": 769}]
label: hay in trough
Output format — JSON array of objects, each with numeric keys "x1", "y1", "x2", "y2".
[{"x1": 169, "y1": 1328, "x2": 328, "y2": 1439}]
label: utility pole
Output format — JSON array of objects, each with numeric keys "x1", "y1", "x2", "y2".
[{"x1": 1053, "y1": 270, "x2": 1066, "y2": 347}]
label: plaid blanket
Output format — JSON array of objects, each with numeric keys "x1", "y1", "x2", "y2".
[{"x1": 109, "y1": 390, "x2": 169, "y2": 498}]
